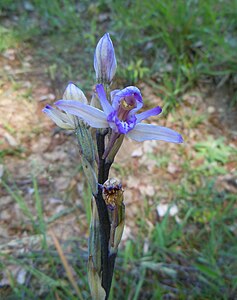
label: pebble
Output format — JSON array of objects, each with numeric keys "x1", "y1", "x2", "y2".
[{"x1": 207, "y1": 106, "x2": 215, "y2": 113}]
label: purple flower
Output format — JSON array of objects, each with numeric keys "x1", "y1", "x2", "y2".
[
  {"x1": 94, "y1": 33, "x2": 117, "y2": 84},
  {"x1": 55, "y1": 84, "x2": 183, "y2": 144}
]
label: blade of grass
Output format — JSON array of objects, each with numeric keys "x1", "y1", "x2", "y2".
[{"x1": 50, "y1": 231, "x2": 84, "y2": 300}]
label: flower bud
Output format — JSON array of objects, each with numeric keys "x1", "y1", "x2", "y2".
[
  {"x1": 63, "y1": 82, "x2": 88, "y2": 104},
  {"x1": 94, "y1": 33, "x2": 117, "y2": 84}
]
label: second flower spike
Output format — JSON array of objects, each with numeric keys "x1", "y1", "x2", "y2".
[{"x1": 94, "y1": 33, "x2": 117, "y2": 84}]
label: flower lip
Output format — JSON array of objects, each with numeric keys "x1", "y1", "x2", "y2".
[{"x1": 112, "y1": 86, "x2": 143, "y2": 111}]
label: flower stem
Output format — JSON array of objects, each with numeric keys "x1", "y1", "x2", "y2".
[{"x1": 95, "y1": 129, "x2": 117, "y2": 299}]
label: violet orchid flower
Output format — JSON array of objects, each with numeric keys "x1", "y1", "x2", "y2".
[{"x1": 55, "y1": 84, "x2": 183, "y2": 144}]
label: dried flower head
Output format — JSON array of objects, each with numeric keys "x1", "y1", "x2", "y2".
[{"x1": 102, "y1": 178, "x2": 124, "y2": 209}]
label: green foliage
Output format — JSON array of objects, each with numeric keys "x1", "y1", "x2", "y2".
[
  {"x1": 1, "y1": 148, "x2": 237, "y2": 299},
  {"x1": 106, "y1": 0, "x2": 237, "y2": 111},
  {"x1": 1, "y1": 0, "x2": 236, "y2": 92},
  {"x1": 1, "y1": 0, "x2": 236, "y2": 112},
  {"x1": 31, "y1": 0, "x2": 83, "y2": 33},
  {"x1": 117, "y1": 59, "x2": 149, "y2": 85},
  {"x1": 194, "y1": 137, "x2": 236, "y2": 164},
  {"x1": 0, "y1": 26, "x2": 19, "y2": 52}
]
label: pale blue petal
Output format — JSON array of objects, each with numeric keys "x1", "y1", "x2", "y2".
[
  {"x1": 42, "y1": 105, "x2": 74, "y2": 129},
  {"x1": 55, "y1": 100, "x2": 108, "y2": 128},
  {"x1": 96, "y1": 84, "x2": 113, "y2": 115},
  {"x1": 136, "y1": 106, "x2": 162, "y2": 123},
  {"x1": 110, "y1": 89, "x2": 120, "y2": 101},
  {"x1": 127, "y1": 123, "x2": 183, "y2": 143}
]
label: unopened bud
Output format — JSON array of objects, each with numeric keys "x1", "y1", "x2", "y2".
[
  {"x1": 63, "y1": 82, "x2": 88, "y2": 104},
  {"x1": 94, "y1": 33, "x2": 117, "y2": 84}
]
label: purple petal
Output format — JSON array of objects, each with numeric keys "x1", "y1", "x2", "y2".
[
  {"x1": 112, "y1": 86, "x2": 143, "y2": 113},
  {"x1": 116, "y1": 86, "x2": 143, "y2": 103},
  {"x1": 96, "y1": 84, "x2": 113, "y2": 115},
  {"x1": 127, "y1": 123, "x2": 183, "y2": 143},
  {"x1": 55, "y1": 100, "x2": 108, "y2": 128},
  {"x1": 114, "y1": 115, "x2": 136, "y2": 134},
  {"x1": 107, "y1": 111, "x2": 137, "y2": 134},
  {"x1": 136, "y1": 106, "x2": 162, "y2": 123}
]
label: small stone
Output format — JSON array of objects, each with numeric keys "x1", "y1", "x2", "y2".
[
  {"x1": 126, "y1": 176, "x2": 140, "y2": 189},
  {"x1": 207, "y1": 106, "x2": 215, "y2": 113},
  {"x1": 0, "y1": 209, "x2": 11, "y2": 220},
  {"x1": 54, "y1": 177, "x2": 70, "y2": 191},
  {"x1": 131, "y1": 147, "x2": 143, "y2": 157},
  {"x1": 17, "y1": 269, "x2": 27, "y2": 284},
  {"x1": 0, "y1": 196, "x2": 11, "y2": 206},
  {"x1": 169, "y1": 205, "x2": 178, "y2": 216},
  {"x1": 139, "y1": 185, "x2": 155, "y2": 197},
  {"x1": 3, "y1": 49, "x2": 16, "y2": 60},
  {"x1": 167, "y1": 162, "x2": 178, "y2": 174},
  {"x1": 48, "y1": 93, "x2": 56, "y2": 100},
  {"x1": 156, "y1": 203, "x2": 178, "y2": 217},
  {"x1": 55, "y1": 205, "x2": 67, "y2": 214}
]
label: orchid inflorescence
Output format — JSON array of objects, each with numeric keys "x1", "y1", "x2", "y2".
[{"x1": 43, "y1": 33, "x2": 183, "y2": 300}]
